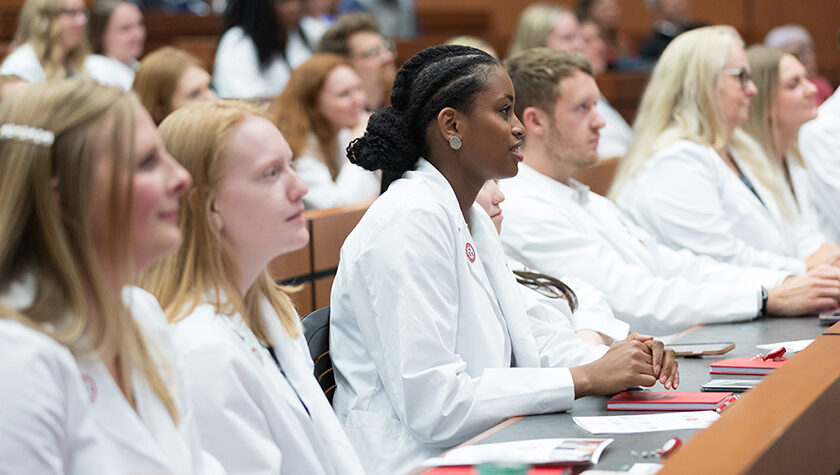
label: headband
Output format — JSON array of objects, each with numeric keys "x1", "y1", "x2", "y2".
[{"x1": 0, "y1": 123, "x2": 54, "y2": 147}]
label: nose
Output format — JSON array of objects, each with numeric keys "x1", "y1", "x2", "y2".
[
  {"x1": 493, "y1": 188, "x2": 505, "y2": 206},
  {"x1": 166, "y1": 153, "x2": 192, "y2": 196},
  {"x1": 287, "y1": 168, "x2": 308, "y2": 202},
  {"x1": 804, "y1": 77, "x2": 817, "y2": 97},
  {"x1": 512, "y1": 114, "x2": 526, "y2": 139},
  {"x1": 745, "y1": 79, "x2": 758, "y2": 97},
  {"x1": 592, "y1": 110, "x2": 606, "y2": 130}
]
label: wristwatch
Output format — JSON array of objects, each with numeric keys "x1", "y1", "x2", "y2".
[{"x1": 758, "y1": 286, "x2": 768, "y2": 318}]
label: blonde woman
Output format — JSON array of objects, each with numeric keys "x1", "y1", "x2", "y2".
[
  {"x1": 612, "y1": 25, "x2": 840, "y2": 274},
  {"x1": 142, "y1": 100, "x2": 364, "y2": 474},
  {"x1": 742, "y1": 46, "x2": 838, "y2": 261},
  {"x1": 0, "y1": 0, "x2": 89, "y2": 82},
  {"x1": 132, "y1": 46, "x2": 216, "y2": 125},
  {"x1": 507, "y1": 3, "x2": 584, "y2": 58},
  {"x1": 0, "y1": 80, "x2": 217, "y2": 474}
]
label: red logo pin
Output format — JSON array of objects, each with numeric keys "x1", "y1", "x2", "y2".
[{"x1": 465, "y1": 243, "x2": 476, "y2": 262}]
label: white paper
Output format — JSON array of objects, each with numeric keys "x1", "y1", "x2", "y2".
[
  {"x1": 755, "y1": 339, "x2": 813, "y2": 354},
  {"x1": 628, "y1": 463, "x2": 664, "y2": 474},
  {"x1": 422, "y1": 438, "x2": 613, "y2": 467},
  {"x1": 573, "y1": 411, "x2": 719, "y2": 434}
]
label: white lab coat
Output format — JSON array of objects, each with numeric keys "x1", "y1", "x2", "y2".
[
  {"x1": 330, "y1": 158, "x2": 577, "y2": 475},
  {"x1": 295, "y1": 128, "x2": 381, "y2": 209},
  {"x1": 170, "y1": 294, "x2": 364, "y2": 475},
  {"x1": 508, "y1": 259, "x2": 629, "y2": 343},
  {"x1": 499, "y1": 164, "x2": 789, "y2": 335},
  {"x1": 595, "y1": 97, "x2": 632, "y2": 159},
  {"x1": 0, "y1": 44, "x2": 46, "y2": 82},
  {"x1": 0, "y1": 279, "x2": 217, "y2": 475},
  {"x1": 801, "y1": 86, "x2": 840, "y2": 243},
  {"x1": 84, "y1": 54, "x2": 137, "y2": 91},
  {"x1": 213, "y1": 19, "x2": 326, "y2": 99},
  {"x1": 616, "y1": 139, "x2": 808, "y2": 273}
]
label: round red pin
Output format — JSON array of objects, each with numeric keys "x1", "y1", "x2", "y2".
[{"x1": 465, "y1": 243, "x2": 476, "y2": 262}]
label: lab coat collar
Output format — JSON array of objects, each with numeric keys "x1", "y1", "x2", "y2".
[
  {"x1": 79, "y1": 359, "x2": 185, "y2": 468},
  {"x1": 515, "y1": 163, "x2": 591, "y2": 206},
  {"x1": 404, "y1": 158, "x2": 464, "y2": 222}
]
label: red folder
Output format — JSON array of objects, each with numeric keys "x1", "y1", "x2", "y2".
[
  {"x1": 708, "y1": 356, "x2": 787, "y2": 375},
  {"x1": 606, "y1": 391, "x2": 734, "y2": 411}
]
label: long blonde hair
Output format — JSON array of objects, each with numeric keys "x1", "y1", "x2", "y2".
[
  {"x1": 507, "y1": 3, "x2": 573, "y2": 59},
  {"x1": 142, "y1": 100, "x2": 300, "y2": 342},
  {"x1": 0, "y1": 79, "x2": 178, "y2": 422},
  {"x1": 14, "y1": 0, "x2": 90, "y2": 79},
  {"x1": 611, "y1": 25, "x2": 778, "y2": 205},
  {"x1": 742, "y1": 45, "x2": 803, "y2": 217}
]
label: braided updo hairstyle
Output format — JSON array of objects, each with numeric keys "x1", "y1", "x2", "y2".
[{"x1": 347, "y1": 44, "x2": 500, "y2": 189}]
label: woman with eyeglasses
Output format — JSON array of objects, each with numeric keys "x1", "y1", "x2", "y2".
[
  {"x1": 0, "y1": 0, "x2": 90, "y2": 82},
  {"x1": 270, "y1": 54, "x2": 380, "y2": 209},
  {"x1": 611, "y1": 26, "x2": 840, "y2": 274},
  {"x1": 214, "y1": 0, "x2": 328, "y2": 99}
]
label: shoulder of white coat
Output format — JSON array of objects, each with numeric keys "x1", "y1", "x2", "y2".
[
  {"x1": 170, "y1": 304, "x2": 240, "y2": 353},
  {"x1": 124, "y1": 286, "x2": 169, "y2": 329},
  {"x1": 638, "y1": 140, "x2": 722, "y2": 180},
  {"x1": 0, "y1": 319, "x2": 79, "y2": 377}
]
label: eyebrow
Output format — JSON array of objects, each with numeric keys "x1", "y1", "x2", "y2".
[{"x1": 503, "y1": 94, "x2": 514, "y2": 101}]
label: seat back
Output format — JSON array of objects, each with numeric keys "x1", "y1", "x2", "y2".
[{"x1": 300, "y1": 306, "x2": 335, "y2": 404}]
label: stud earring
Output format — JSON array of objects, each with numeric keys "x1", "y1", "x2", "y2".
[{"x1": 449, "y1": 136, "x2": 462, "y2": 150}]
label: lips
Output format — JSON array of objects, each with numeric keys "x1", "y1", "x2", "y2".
[
  {"x1": 510, "y1": 141, "x2": 524, "y2": 162},
  {"x1": 159, "y1": 208, "x2": 179, "y2": 222},
  {"x1": 286, "y1": 207, "x2": 305, "y2": 222}
]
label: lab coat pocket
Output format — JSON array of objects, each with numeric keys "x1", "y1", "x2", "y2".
[{"x1": 344, "y1": 409, "x2": 432, "y2": 475}]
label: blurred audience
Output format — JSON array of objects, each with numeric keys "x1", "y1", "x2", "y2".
[
  {"x1": 133, "y1": 46, "x2": 216, "y2": 124},
  {"x1": 0, "y1": 0, "x2": 89, "y2": 82},
  {"x1": 85, "y1": 0, "x2": 146, "y2": 91},
  {"x1": 317, "y1": 12, "x2": 396, "y2": 111},
  {"x1": 765, "y1": 24, "x2": 834, "y2": 105},
  {"x1": 271, "y1": 54, "x2": 380, "y2": 209},
  {"x1": 214, "y1": 0, "x2": 327, "y2": 98},
  {"x1": 508, "y1": 3, "x2": 584, "y2": 58}
]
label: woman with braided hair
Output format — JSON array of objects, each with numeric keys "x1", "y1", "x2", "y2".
[{"x1": 329, "y1": 44, "x2": 678, "y2": 474}]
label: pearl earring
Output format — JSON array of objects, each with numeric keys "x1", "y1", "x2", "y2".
[{"x1": 449, "y1": 136, "x2": 462, "y2": 150}]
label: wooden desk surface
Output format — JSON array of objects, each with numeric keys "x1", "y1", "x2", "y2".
[{"x1": 434, "y1": 317, "x2": 835, "y2": 472}]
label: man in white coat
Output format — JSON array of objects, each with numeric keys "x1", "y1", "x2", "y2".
[
  {"x1": 500, "y1": 48, "x2": 840, "y2": 335},
  {"x1": 800, "y1": 86, "x2": 840, "y2": 243}
]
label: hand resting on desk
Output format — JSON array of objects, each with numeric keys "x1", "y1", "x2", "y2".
[{"x1": 569, "y1": 332, "x2": 679, "y2": 399}]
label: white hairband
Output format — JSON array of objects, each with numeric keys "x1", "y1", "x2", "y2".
[{"x1": 0, "y1": 123, "x2": 55, "y2": 147}]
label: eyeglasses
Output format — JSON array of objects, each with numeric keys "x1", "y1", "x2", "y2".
[
  {"x1": 721, "y1": 68, "x2": 753, "y2": 90},
  {"x1": 355, "y1": 38, "x2": 396, "y2": 60},
  {"x1": 59, "y1": 7, "x2": 89, "y2": 18}
]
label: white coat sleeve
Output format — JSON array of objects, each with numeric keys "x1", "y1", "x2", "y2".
[
  {"x1": 0, "y1": 326, "x2": 101, "y2": 475},
  {"x1": 178, "y1": 340, "x2": 283, "y2": 474},
  {"x1": 295, "y1": 156, "x2": 380, "y2": 209},
  {"x1": 517, "y1": 285, "x2": 608, "y2": 367},
  {"x1": 345, "y1": 208, "x2": 573, "y2": 448},
  {"x1": 501, "y1": 201, "x2": 761, "y2": 334},
  {"x1": 801, "y1": 115, "x2": 840, "y2": 243},
  {"x1": 558, "y1": 275, "x2": 630, "y2": 341},
  {"x1": 213, "y1": 29, "x2": 279, "y2": 99},
  {"x1": 619, "y1": 146, "x2": 806, "y2": 273},
  {"x1": 624, "y1": 218, "x2": 791, "y2": 289}
]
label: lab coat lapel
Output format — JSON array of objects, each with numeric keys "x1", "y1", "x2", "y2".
[
  {"x1": 79, "y1": 361, "x2": 169, "y2": 466},
  {"x1": 467, "y1": 206, "x2": 542, "y2": 368}
]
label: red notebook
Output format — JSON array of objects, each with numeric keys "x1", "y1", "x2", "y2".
[
  {"x1": 606, "y1": 391, "x2": 734, "y2": 411},
  {"x1": 708, "y1": 356, "x2": 787, "y2": 375},
  {"x1": 422, "y1": 467, "x2": 571, "y2": 475}
]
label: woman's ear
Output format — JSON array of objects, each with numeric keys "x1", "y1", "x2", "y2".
[
  {"x1": 208, "y1": 193, "x2": 224, "y2": 232},
  {"x1": 436, "y1": 107, "x2": 460, "y2": 146}
]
